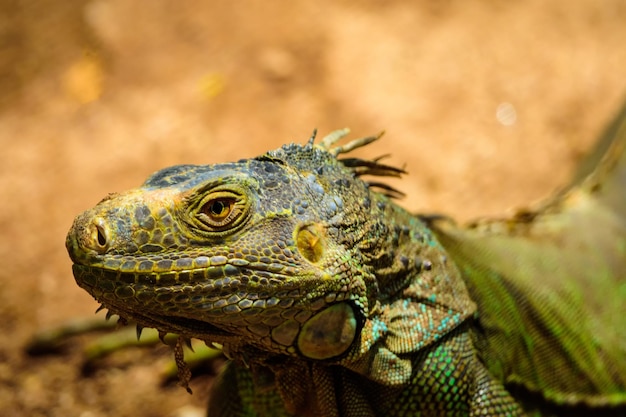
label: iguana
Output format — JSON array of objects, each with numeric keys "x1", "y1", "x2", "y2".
[{"x1": 66, "y1": 103, "x2": 626, "y2": 416}]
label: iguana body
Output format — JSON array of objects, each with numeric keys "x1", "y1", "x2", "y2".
[{"x1": 66, "y1": 106, "x2": 626, "y2": 416}]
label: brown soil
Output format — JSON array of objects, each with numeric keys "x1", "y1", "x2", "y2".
[{"x1": 1, "y1": 1, "x2": 625, "y2": 416}]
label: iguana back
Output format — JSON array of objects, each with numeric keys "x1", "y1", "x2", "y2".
[{"x1": 430, "y1": 102, "x2": 626, "y2": 415}]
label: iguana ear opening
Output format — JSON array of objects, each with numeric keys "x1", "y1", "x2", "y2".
[{"x1": 295, "y1": 224, "x2": 326, "y2": 264}]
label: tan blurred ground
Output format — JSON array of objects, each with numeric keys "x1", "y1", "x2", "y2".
[{"x1": 0, "y1": 1, "x2": 624, "y2": 416}]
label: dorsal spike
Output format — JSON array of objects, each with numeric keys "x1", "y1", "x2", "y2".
[
  {"x1": 367, "y1": 181, "x2": 406, "y2": 199},
  {"x1": 306, "y1": 129, "x2": 318, "y2": 146},
  {"x1": 319, "y1": 128, "x2": 351, "y2": 150},
  {"x1": 340, "y1": 157, "x2": 406, "y2": 178},
  {"x1": 315, "y1": 129, "x2": 406, "y2": 198},
  {"x1": 328, "y1": 131, "x2": 385, "y2": 156}
]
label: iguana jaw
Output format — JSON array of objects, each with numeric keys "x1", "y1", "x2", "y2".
[{"x1": 70, "y1": 261, "x2": 364, "y2": 358}]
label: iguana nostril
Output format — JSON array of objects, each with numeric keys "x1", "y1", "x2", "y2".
[
  {"x1": 96, "y1": 225, "x2": 106, "y2": 246},
  {"x1": 91, "y1": 218, "x2": 109, "y2": 252}
]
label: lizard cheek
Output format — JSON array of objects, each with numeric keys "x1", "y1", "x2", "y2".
[{"x1": 297, "y1": 302, "x2": 357, "y2": 360}]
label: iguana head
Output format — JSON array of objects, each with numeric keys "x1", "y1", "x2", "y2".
[{"x1": 67, "y1": 130, "x2": 474, "y2": 373}]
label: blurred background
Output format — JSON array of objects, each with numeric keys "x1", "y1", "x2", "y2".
[{"x1": 0, "y1": 1, "x2": 625, "y2": 416}]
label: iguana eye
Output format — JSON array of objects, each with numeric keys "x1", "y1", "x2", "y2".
[
  {"x1": 202, "y1": 198, "x2": 234, "y2": 221},
  {"x1": 193, "y1": 190, "x2": 249, "y2": 232}
]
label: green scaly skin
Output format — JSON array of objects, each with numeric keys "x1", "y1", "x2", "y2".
[{"x1": 66, "y1": 106, "x2": 626, "y2": 416}]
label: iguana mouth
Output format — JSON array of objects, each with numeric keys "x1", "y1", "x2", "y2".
[
  {"x1": 135, "y1": 312, "x2": 240, "y2": 342},
  {"x1": 72, "y1": 261, "x2": 299, "y2": 289},
  {"x1": 98, "y1": 301, "x2": 242, "y2": 344}
]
